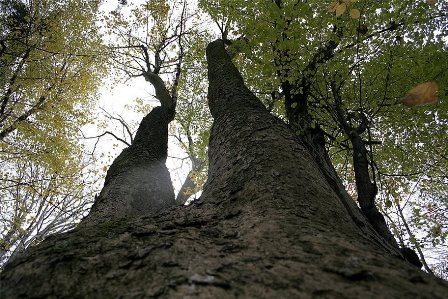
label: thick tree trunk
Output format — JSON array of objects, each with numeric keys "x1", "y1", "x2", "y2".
[
  {"x1": 1, "y1": 40, "x2": 447, "y2": 298},
  {"x1": 82, "y1": 106, "x2": 175, "y2": 224}
]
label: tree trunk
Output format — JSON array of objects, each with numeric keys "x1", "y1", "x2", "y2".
[
  {"x1": 1, "y1": 40, "x2": 447, "y2": 298},
  {"x1": 82, "y1": 106, "x2": 175, "y2": 224},
  {"x1": 175, "y1": 156, "x2": 203, "y2": 205}
]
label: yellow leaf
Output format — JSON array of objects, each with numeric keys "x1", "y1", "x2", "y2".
[
  {"x1": 335, "y1": 3, "x2": 347, "y2": 17},
  {"x1": 401, "y1": 81, "x2": 439, "y2": 107},
  {"x1": 350, "y1": 8, "x2": 360, "y2": 19},
  {"x1": 327, "y1": 2, "x2": 338, "y2": 12}
]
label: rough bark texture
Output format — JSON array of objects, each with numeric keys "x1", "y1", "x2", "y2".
[
  {"x1": 83, "y1": 106, "x2": 175, "y2": 224},
  {"x1": 279, "y1": 36, "x2": 397, "y2": 253},
  {"x1": 1, "y1": 40, "x2": 448, "y2": 298}
]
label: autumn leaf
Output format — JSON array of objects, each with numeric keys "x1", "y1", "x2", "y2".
[
  {"x1": 426, "y1": 0, "x2": 437, "y2": 6},
  {"x1": 350, "y1": 8, "x2": 360, "y2": 19},
  {"x1": 335, "y1": 3, "x2": 347, "y2": 17},
  {"x1": 401, "y1": 81, "x2": 439, "y2": 107},
  {"x1": 327, "y1": 1, "x2": 338, "y2": 12}
]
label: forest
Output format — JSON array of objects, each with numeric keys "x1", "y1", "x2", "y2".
[{"x1": 1, "y1": 0, "x2": 448, "y2": 298}]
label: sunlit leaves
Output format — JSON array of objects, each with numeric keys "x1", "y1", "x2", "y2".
[
  {"x1": 336, "y1": 3, "x2": 346, "y2": 17},
  {"x1": 145, "y1": 0, "x2": 170, "y2": 44}
]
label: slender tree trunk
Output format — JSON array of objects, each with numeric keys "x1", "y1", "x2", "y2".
[
  {"x1": 330, "y1": 82, "x2": 399, "y2": 250},
  {"x1": 350, "y1": 134, "x2": 398, "y2": 248},
  {"x1": 175, "y1": 156, "x2": 203, "y2": 205},
  {"x1": 1, "y1": 40, "x2": 447, "y2": 298}
]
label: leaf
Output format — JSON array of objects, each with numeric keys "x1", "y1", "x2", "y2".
[
  {"x1": 335, "y1": 3, "x2": 347, "y2": 17},
  {"x1": 431, "y1": 224, "x2": 442, "y2": 237},
  {"x1": 327, "y1": 2, "x2": 338, "y2": 12},
  {"x1": 401, "y1": 81, "x2": 439, "y2": 107},
  {"x1": 291, "y1": 102, "x2": 298, "y2": 108},
  {"x1": 350, "y1": 8, "x2": 360, "y2": 19},
  {"x1": 426, "y1": 0, "x2": 437, "y2": 6},
  {"x1": 385, "y1": 200, "x2": 393, "y2": 208}
]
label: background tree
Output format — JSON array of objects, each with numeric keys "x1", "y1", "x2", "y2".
[
  {"x1": 0, "y1": 0, "x2": 105, "y2": 267},
  {"x1": 81, "y1": 0, "x2": 195, "y2": 223},
  {"x1": 172, "y1": 33, "x2": 211, "y2": 205},
  {"x1": 100, "y1": 0, "x2": 211, "y2": 206}
]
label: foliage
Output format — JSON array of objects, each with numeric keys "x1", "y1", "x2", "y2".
[{"x1": 0, "y1": 0, "x2": 105, "y2": 267}]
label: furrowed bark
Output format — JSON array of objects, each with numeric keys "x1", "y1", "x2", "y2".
[{"x1": 203, "y1": 40, "x2": 396, "y2": 249}]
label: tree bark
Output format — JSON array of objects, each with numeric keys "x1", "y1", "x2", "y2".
[
  {"x1": 82, "y1": 106, "x2": 175, "y2": 224},
  {"x1": 1, "y1": 40, "x2": 448, "y2": 298},
  {"x1": 350, "y1": 133, "x2": 398, "y2": 248}
]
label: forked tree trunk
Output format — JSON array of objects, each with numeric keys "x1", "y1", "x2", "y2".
[{"x1": 1, "y1": 40, "x2": 447, "y2": 298}]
